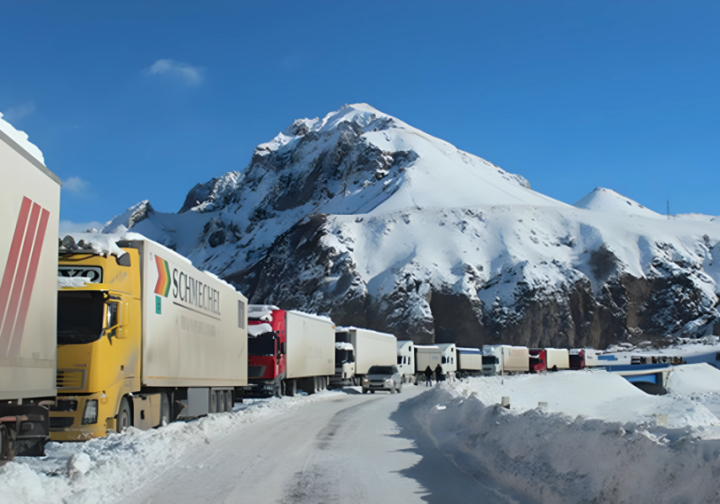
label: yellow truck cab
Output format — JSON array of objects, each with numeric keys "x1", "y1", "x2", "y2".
[
  {"x1": 51, "y1": 236, "x2": 248, "y2": 441},
  {"x1": 52, "y1": 246, "x2": 142, "y2": 440}
]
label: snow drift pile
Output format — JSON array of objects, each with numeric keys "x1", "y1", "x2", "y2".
[
  {"x1": 407, "y1": 365, "x2": 720, "y2": 503},
  {"x1": 102, "y1": 103, "x2": 720, "y2": 348},
  {"x1": 0, "y1": 392, "x2": 343, "y2": 504}
]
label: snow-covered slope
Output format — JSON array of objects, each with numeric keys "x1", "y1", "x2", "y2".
[
  {"x1": 574, "y1": 187, "x2": 662, "y2": 219},
  {"x1": 103, "y1": 103, "x2": 720, "y2": 347}
]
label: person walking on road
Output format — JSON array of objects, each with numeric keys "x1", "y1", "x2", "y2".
[{"x1": 424, "y1": 366, "x2": 433, "y2": 386}]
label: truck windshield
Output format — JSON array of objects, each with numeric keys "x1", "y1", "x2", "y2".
[
  {"x1": 482, "y1": 356, "x2": 499, "y2": 365},
  {"x1": 368, "y1": 366, "x2": 393, "y2": 375},
  {"x1": 335, "y1": 349, "x2": 354, "y2": 364},
  {"x1": 57, "y1": 291, "x2": 105, "y2": 345},
  {"x1": 248, "y1": 333, "x2": 275, "y2": 356}
]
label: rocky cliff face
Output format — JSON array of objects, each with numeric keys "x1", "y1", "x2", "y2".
[{"x1": 105, "y1": 104, "x2": 720, "y2": 348}]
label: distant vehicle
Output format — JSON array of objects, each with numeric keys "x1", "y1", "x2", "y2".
[
  {"x1": 436, "y1": 343, "x2": 457, "y2": 379},
  {"x1": 482, "y1": 345, "x2": 529, "y2": 375},
  {"x1": 331, "y1": 327, "x2": 396, "y2": 388},
  {"x1": 51, "y1": 237, "x2": 248, "y2": 440},
  {"x1": 545, "y1": 348, "x2": 570, "y2": 371},
  {"x1": 0, "y1": 125, "x2": 60, "y2": 459},
  {"x1": 396, "y1": 340, "x2": 415, "y2": 383},
  {"x1": 569, "y1": 348, "x2": 600, "y2": 369},
  {"x1": 247, "y1": 306, "x2": 335, "y2": 396},
  {"x1": 362, "y1": 365, "x2": 402, "y2": 394},
  {"x1": 414, "y1": 344, "x2": 442, "y2": 382},
  {"x1": 456, "y1": 347, "x2": 483, "y2": 377},
  {"x1": 529, "y1": 349, "x2": 547, "y2": 373}
]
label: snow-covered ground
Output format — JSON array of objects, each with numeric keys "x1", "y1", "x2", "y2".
[
  {"x1": 5, "y1": 365, "x2": 720, "y2": 503},
  {"x1": 407, "y1": 364, "x2": 720, "y2": 503},
  {"x1": 0, "y1": 392, "x2": 345, "y2": 504}
]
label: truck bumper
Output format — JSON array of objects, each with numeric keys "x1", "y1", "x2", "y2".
[{"x1": 49, "y1": 392, "x2": 114, "y2": 441}]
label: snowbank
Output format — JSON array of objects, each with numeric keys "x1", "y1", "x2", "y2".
[
  {"x1": 0, "y1": 392, "x2": 343, "y2": 504},
  {"x1": 406, "y1": 367, "x2": 720, "y2": 503}
]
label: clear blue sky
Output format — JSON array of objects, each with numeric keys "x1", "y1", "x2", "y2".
[{"x1": 2, "y1": 1, "x2": 718, "y2": 229}]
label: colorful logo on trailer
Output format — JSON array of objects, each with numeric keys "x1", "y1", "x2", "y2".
[{"x1": 154, "y1": 255, "x2": 171, "y2": 297}]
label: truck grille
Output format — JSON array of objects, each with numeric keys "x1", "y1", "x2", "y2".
[
  {"x1": 50, "y1": 417, "x2": 75, "y2": 429},
  {"x1": 56, "y1": 369, "x2": 86, "y2": 390},
  {"x1": 49, "y1": 399, "x2": 78, "y2": 412}
]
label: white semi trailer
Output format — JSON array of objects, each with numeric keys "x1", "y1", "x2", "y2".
[
  {"x1": 51, "y1": 237, "x2": 248, "y2": 440},
  {"x1": 247, "y1": 307, "x2": 335, "y2": 396},
  {"x1": 482, "y1": 345, "x2": 529, "y2": 375},
  {"x1": 545, "y1": 348, "x2": 570, "y2": 371},
  {"x1": 456, "y1": 347, "x2": 483, "y2": 377},
  {"x1": 414, "y1": 344, "x2": 441, "y2": 381},
  {"x1": 0, "y1": 120, "x2": 60, "y2": 459},
  {"x1": 436, "y1": 343, "x2": 457, "y2": 378},
  {"x1": 396, "y1": 340, "x2": 415, "y2": 383},
  {"x1": 332, "y1": 327, "x2": 396, "y2": 387}
]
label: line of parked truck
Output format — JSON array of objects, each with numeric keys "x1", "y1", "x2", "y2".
[{"x1": 0, "y1": 126, "x2": 617, "y2": 461}]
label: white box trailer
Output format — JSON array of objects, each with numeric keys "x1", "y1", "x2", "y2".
[
  {"x1": 456, "y1": 347, "x2": 483, "y2": 376},
  {"x1": 332, "y1": 327, "x2": 396, "y2": 386},
  {"x1": 286, "y1": 311, "x2": 335, "y2": 380},
  {"x1": 125, "y1": 239, "x2": 249, "y2": 388},
  {"x1": 397, "y1": 340, "x2": 415, "y2": 383},
  {"x1": 483, "y1": 345, "x2": 529, "y2": 375},
  {"x1": 436, "y1": 343, "x2": 458, "y2": 376},
  {"x1": 0, "y1": 124, "x2": 60, "y2": 458},
  {"x1": 415, "y1": 345, "x2": 441, "y2": 378},
  {"x1": 545, "y1": 348, "x2": 570, "y2": 371}
]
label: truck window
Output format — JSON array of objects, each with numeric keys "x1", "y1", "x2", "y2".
[
  {"x1": 397, "y1": 356, "x2": 402, "y2": 365},
  {"x1": 248, "y1": 333, "x2": 275, "y2": 356},
  {"x1": 106, "y1": 302, "x2": 119, "y2": 338},
  {"x1": 335, "y1": 348, "x2": 354, "y2": 364},
  {"x1": 57, "y1": 291, "x2": 105, "y2": 345}
]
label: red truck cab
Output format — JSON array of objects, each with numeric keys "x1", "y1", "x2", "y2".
[
  {"x1": 529, "y1": 349, "x2": 547, "y2": 373},
  {"x1": 248, "y1": 306, "x2": 286, "y2": 396}
]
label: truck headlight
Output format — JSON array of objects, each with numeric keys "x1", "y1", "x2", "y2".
[{"x1": 82, "y1": 399, "x2": 98, "y2": 425}]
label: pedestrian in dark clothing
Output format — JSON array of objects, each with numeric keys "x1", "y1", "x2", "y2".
[
  {"x1": 436, "y1": 365, "x2": 445, "y2": 382},
  {"x1": 424, "y1": 366, "x2": 433, "y2": 386}
]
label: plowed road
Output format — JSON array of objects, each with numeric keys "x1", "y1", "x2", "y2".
[{"x1": 119, "y1": 386, "x2": 517, "y2": 504}]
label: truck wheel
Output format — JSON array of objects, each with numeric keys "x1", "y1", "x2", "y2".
[
  {"x1": 160, "y1": 392, "x2": 171, "y2": 426},
  {"x1": 117, "y1": 398, "x2": 132, "y2": 433},
  {"x1": 0, "y1": 425, "x2": 10, "y2": 461}
]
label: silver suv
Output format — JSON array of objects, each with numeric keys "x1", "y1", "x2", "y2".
[{"x1": 362, "y1": 365, "x2": 402, "y2": 394}]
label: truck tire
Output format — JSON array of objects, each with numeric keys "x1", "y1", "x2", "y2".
[
  {"x1": 226, "y1": 390, "x2": 234, "y2": 411},
  {"x1": 210, "y1": 390, "x2": 218, "y2": 413},
  {"x1": 117, "y1": 398, "x2": 132, "y2": 433}
]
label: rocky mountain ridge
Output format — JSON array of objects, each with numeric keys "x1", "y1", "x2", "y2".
[{"x1": 103, "y1": 104, "x2": 720, "y2": 348}]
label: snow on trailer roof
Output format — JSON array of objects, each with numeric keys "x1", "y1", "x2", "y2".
[
  {"x1": 287, "y1": 310, "x2": 335, "y2": 325},
  {"x1": 335, "y1": 342, "x2": 354, "y2": 351},
  {"x1": 0, "y1": 110, "x2": 45, "y2": 165},
  {"x1": 457, "y1": 347, "x2": 482, "y2": 353},
  {"x1": 248, "y1": 305, "x2": 279, "y2": 321}
]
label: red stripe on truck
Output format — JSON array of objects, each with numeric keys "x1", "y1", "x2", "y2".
[
  {"x1": 0, "y1": 201, "x2": 42, "y2": 356},
  {"x1": 0, "y1": 197, "x2": 32, "y2": 352},
  {"x1": 8, "y1": 207, "x2": 50, "y2": 357}
]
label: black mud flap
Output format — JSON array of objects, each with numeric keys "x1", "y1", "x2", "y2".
[{"x1": 0, "y1": 404, "x2": 50, "y2": 458}]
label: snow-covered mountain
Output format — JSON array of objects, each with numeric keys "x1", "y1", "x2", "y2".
[{"x1": 104, "y1": 104, "x2": 720, "y2": 348}]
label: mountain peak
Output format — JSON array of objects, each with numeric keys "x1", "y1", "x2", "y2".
[{"x1": 574, "y1": 187, "x2": 661, "y2": 218}]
